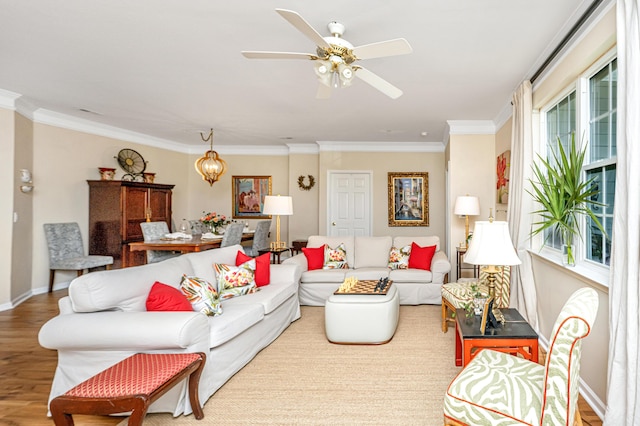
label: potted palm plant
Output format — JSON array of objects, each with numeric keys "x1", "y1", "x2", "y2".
[{"x1": 527, "y1": 132, "x2": 606, "y2": 266}]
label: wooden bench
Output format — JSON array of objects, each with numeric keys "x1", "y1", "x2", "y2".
[{"x1": 50, "y1": 352, "x2": 206, "y2": 425}]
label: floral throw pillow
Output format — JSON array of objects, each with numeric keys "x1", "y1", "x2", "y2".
[
  {"x1": 388, "y1": 245, "x2": 411, "y2": 270},
  {"x1": 323, "y1": 243, "x2": 349, "y2": 269},
  {"x1": 180, "y1": 275, "x2": 223, "y2": 316},
  {"x1": 213, "y1": 260, "x2": 258, "y2": 300}
]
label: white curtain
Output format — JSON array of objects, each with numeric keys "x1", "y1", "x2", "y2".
[
  {"x1": 507, "y1": 81, "x2": 539, "y2": 330},
  {"x1": 604, "y1": 1, "x2": 640, "y2": 424}
]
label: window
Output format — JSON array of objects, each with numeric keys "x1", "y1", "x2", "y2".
[
  {"x1": 541, "y1": 57, "x2": 617, "y2": 268},
  {"x1": 585, "y1": 59, "x2": 616, "y2": 265},
  {"x1": 544, "y1": 91, "x2": 576, "y2": 250}
]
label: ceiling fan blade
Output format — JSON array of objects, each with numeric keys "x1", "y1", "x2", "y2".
[
  {"x1": 275, "y1": 9, "x2": 332, "y2": 49},
  {"x1": 242, "y1": 51, "x2": 316, "y2": 60},
  {"x1": 316, "y1": 83, "x2": 332, "y2": 99},
  {"x1": 352, "y1": 38, "x2": 413, "y2": 60},
  {"x1": 354, "y1": 67, "x2": 403, "y2": 99}
]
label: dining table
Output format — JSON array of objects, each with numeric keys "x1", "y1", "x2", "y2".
[{"x1": 128, "y1": 232, "x2": 254, "y2": 256}]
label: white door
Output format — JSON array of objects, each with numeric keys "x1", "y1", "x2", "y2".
[{"x1": 328, "y1": 171, "x2": 372, "y2": 236}]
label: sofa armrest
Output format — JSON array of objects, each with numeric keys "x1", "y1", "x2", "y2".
[
  {"x1": 38, "y1": 311, "x2": 209, "y2": 351},
  {"x1": 269, "y1": 263, "x2": 302, "y2": 286},
  {"x1": 431, "y1": 251, "x2": 451, "y2": 284},
  {"x1": 282, "y1": 253, "x2": 308, "y2": 272}
]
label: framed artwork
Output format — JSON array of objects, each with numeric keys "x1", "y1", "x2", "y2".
[
  {"x1": 231, "y1": 176, "x2": 272, "y2": 219},
  {"x1": 387, "y1": 172, "x2": 429, "y2": 227},
  {"x1": 497, "y1": 150, "x2": 510, "y2": 204},
  {"x1": 480, "y1": 297, "x2": 499, "y2": 335}
]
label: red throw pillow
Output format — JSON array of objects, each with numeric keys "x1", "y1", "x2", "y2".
[
  {"x1": 302, "y1": 245, "x2": 325, "y2": 271},
  {"x1": 236, "y1": 251, "x2": 271, "y2": 287},
  {"x1": 408, "y1": 243, "x2": 437, "y2": 271},
  {"x1": 146, "y1": 281, "x2": 193, "y2": 311}
]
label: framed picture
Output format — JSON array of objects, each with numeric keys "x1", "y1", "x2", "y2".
[
  {"x1": 387, "y1": 172, "x2": 429, "y2": 227},
  {"x1": 231, "y1": 176, "x2": 272, "y2": 219},
  {"x1": 497, "y1": 150, "x2": 510, "y2": 204},
  {"x1": 480, "y1": 297, "x2": 499, "y2": 335}
]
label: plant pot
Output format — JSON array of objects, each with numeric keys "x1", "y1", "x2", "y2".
[{"x1": 562, "y1": 244, "x2": 576, "y2": 267}]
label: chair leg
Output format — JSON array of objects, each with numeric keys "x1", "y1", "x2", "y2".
[
  {"x1": 49, "y1": 270, "x2": 55, "y2": 293},
  {"x1": 441, "y1": 302, "x2": 448, "y2": 333},
  {"x1": 77, "y1": 270, "x2": 84, "y2": 277}
]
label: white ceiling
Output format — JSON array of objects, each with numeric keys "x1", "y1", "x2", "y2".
[{"x1": 0, "y1": 0, "x2": 592, "y2": 150}]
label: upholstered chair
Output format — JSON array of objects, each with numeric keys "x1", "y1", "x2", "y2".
[
  {"x1": 440, "y1": 266, "x2": 511, "y2": 332},
  {"x1": 188, "y1": 220, "x2": 207, "y2": 235},
  {"x1": 220, "y1": 223, "x2": 244, "y2": 247},
  {"x1": 243, "y1": 220, "x2": 271, "y2": 256},
  {"x1": 43, "y1": 222, "x2": 113, "y2": 293},
  {"x1": 443, "y1": 287, "x2": 598, "y2": 426},
  {"x1": 139, "y1": 221, "x2": 180, "y2": 264}
]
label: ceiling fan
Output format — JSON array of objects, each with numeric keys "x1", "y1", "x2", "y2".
[{"x1": 241, "y1": 9, "x2": 412, "y2": 99}]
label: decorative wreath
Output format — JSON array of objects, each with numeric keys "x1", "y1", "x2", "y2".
[{"x1": 297, "y1": 175, "x2": 316, "y2": 191}]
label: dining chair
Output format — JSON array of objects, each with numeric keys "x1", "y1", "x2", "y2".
[
  {"x1": 188, "y1": 220, "x2": 207, "y2": 236},
  {"x1": 243, "y1": 220, "x2": 271, "y2": 256},
  {"x1": 43, "y1": 222, "x2": 113, "y2": 293},
  {"x1": 443, "y1": 287, "x2": 599, "y2": 426},
  {"x1": 220, "y1": 223, "x2": 244, "y2": 248},
  {"x1": 139, "y1": 221, "x2": 181, "y2": 264}
]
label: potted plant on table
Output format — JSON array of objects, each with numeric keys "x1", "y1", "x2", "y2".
[
  {"x1": 527, "y1": 132, "x2": 606, "y2": 266},
  {"x1": 200, "y1": 211, "x2": 230, "y2": 235}
]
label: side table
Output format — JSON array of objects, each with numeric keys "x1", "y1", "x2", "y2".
[
  {"x1": 456, "y1": 246, "x2": 479, "y2": 280},
  {"x1": 455, "y1": 308, "x2": 538, "y2": 367},
  {"x1": 291, "y1": 239, "x2": 308, "y2": 255},
  {"x1": 258, "y1": 247, "x2": 291, "y2": 264}
]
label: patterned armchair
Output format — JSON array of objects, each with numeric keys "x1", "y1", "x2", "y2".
[
  {"x1": 443, "y1": 287, "x2": 598, "y2": 425},
  {"x1": 139, "y1": 221, "x2": 181, "y2": 264},
  {"x1": 441, "y1": 266, "x2": 511, "y2": 332},
  {"x1": 43, "y1": 222, "x2": 113, "y2": 292}
]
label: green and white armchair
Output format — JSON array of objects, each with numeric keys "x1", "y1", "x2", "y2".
[{"x1": 443, "y1": 287, "x2": 598, "y2": 425}]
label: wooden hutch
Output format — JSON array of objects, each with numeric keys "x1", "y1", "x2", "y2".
[{"x1": 88, "y1": 180, "x2": 174, "y2": 268}]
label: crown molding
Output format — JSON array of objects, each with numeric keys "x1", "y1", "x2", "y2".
[
  {"x1": 196, "y1": 145, "x2": 290, "y2": 156},
  {"x1": 494, "y1": 102, "x2": 513, "y2": 132},
  {"x1": 33, "y1": 108, "x2": 193, "y2": 153},
  {"x1": 446, "y1": 120, "x2": 496, "y2": 135},
  {"x1": 287, "y1": 143, "x2": 320, "y2": 154},
  {"x1": 316, "y1": 141, "x2": 444, "y2": 153},
  {"x1": 0, "y1": 89, "x2": 21, "y2": 110}
]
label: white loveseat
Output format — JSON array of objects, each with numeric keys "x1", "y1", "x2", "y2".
[
  {"x1": 38, "y1": 244, "x2": 301, "y2": 417},
  {"x1": 282, "y1": 235, "x2": 450, "y2": 306}
]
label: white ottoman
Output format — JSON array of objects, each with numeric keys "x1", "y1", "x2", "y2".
[{"x1": 324, "y1": 283, "x2": 400, "y2": 344}]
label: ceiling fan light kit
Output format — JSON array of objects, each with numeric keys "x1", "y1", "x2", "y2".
[{"x1": 241, "y1": 9, "x2": 412, "y2": 99}]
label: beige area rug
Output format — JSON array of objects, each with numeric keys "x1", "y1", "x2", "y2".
[{"x1": 128, "y1": 305, "x2": 460, "y2": 425}]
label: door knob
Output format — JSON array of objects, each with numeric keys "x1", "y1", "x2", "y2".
[{"x1": 332, "y1": 222, "x2": 336, "y2": 226}]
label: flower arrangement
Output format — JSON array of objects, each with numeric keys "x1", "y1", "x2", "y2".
[{"x1": 200, "y1": 211, "x2": 230, "y2": 234}]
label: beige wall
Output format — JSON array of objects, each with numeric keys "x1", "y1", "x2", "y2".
[
  {"x1": 0, "y1": 108, "x2": 15, "y2": 306},
  {"x1": 288, "y1": 154, "x2": 320, "y2": 241},
  {"x1": 12, "y1": 113, "x2": 33, "y2": 301},
  {"x1": 32, "y1": 124, "x2": 191, "y2": 290},
  {"x1": 525, "y1": 4, "x2": 616, "y2": 412},
  {"x1": 494, "y1": 117, "x2": 512, "y2": 222},
  {"x1": 448, "y1": 133, "x2": 496, "y2": 279},
  {"x1": 316, "y1": 150, "x2": 446, "y2": 243}
]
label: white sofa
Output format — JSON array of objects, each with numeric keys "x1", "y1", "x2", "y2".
[
  {"x1": 282, "y1": 235, "x2": 450, "y2": 306},
  {"x1": 38, "y1": 244, "x2": 301, "y2": 417}
]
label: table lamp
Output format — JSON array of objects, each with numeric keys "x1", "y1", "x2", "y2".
[
  {"x1": 454, "y1": 195, "x2": 480, "y2": 248},
  {"x1": 262, "y1": 195, "x2": 293, "y2": 250},
  {"x1": 463, "y1": 219, "x2": 521, "y2": 319}
]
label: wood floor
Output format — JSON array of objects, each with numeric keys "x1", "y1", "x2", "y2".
[{"x1": 1, "y1": 290, "x2": 603, "y2": 426}]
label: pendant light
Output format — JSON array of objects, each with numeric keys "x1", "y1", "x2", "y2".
[{"x1": 195, "y1": 129, "x2": 227, "y2": 186}]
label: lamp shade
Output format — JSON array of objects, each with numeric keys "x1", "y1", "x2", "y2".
[
  {"x1": 464, "y1": 221, "x2": 521, "y2": 266},
  {"x1": 262, "y1": 195, "x2": 293, "y2": 216},
  {"x1": 454, "y1": 196, "x2": 480, "y2": 216}
]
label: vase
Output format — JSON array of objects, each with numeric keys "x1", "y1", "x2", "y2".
[
  {"x1": 562, "y1": 244, "x2": 576, "y2": 267},
  {"x1": 473, "y1": 298, "x2": 487, "y2": 315}
]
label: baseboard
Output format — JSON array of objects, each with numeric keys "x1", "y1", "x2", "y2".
[{"x1": 0, "y1": 281, "x2": 71, "y2": 312}]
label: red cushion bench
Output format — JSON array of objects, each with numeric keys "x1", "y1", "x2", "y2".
[{"x1": 50, "y1": 352, "x2": 206, "y2": 425}]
